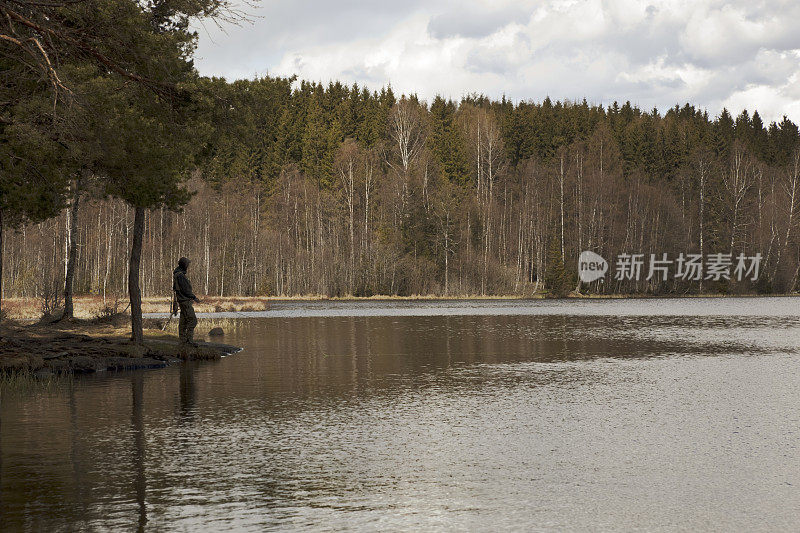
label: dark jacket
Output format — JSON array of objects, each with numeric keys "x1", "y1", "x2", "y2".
[{"x1": 173, "y1": 264, "x2": 197, "y2": 302}]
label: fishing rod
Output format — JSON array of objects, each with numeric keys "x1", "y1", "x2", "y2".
[{"x1": 160, "y1": 293, "x2": 178, "y2": 331}]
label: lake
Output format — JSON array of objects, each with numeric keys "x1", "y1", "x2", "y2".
[{"x1": 2, "y1": 297, "x2": 800, "y2": 531}]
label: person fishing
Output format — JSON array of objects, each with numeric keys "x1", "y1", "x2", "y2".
[{"x1": 173, "y1": 257, "x2": 200, "y2": 347}]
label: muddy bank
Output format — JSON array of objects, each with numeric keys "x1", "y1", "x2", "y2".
[{"x1": 0, "y1": 321, "x2": 240, "y2": 376}]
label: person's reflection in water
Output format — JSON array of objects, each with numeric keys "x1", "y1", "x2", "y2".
[
  {"x1": 179, "y1": 362, "x2": 197, "y2": 423},
  {"x1": 131, "y1": 373, "x2": 147, "y2": 532},
  {"x1": 68, "y1": 381, "x2": 90, "y2": 521},
  {"x1": 0, "y1": 390, "x2": 3, "y2": 517}
]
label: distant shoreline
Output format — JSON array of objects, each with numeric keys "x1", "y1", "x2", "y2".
[
  {"x1": 235, "y1": 293, "x2": 797, "y2": 300},
  {"x1": 4, "y1": 293, "x2": 797, "y2": 321}
]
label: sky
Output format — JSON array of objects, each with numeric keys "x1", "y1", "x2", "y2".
[{"x1": 192, "y1": 0, "x2": 800, "y2": 123}]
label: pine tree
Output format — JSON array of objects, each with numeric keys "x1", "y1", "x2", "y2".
[
  {"x1": 544, "y1": 235, "x2": 572, "y2": 297},
  {"x1": 301, "y1": 94, "x2": 329, "y2": 187},
  {"x1": 0, "y1": 71, "x2": 70, "y2": 320},
  {"x1": 429, "y1": 96, "x2": 469, "y2": 185}
]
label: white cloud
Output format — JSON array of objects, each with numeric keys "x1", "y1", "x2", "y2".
[
  {"x1": 722, "y1": 71, "x2": 800, "y2": 123},
  {"x1": 193, "y1": 0, "x2": 800, "y2": 123}
]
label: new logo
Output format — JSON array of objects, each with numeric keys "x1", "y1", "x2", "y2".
[{"x1": 579, "y1": 251, "x2": 608, "y2": 283}]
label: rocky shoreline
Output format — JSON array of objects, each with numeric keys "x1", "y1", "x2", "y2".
[{"x1": 0, "y1": 324, "x2": 241, "y2": 376}]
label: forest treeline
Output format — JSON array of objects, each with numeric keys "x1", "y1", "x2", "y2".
[
  {"x1": 7, "y1": 77, "x2": 800, "y2": 301},
  {"x1": 3, "y1": 3, "x2": 800, "y2": 346}
]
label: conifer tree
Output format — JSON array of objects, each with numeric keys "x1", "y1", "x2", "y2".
[
  {"x1": 0, "y1": 69, "x2": 70, "y2": 320},
  {"x1": 544, "y1": 235, "x2": 572, "y2": 297},
  {"x1": 429, "y1": 96, "x2": 469, "y2": 185}
]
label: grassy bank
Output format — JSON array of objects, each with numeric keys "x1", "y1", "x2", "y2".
[
  {"x1": 3, "y1": 295, "x2": 272, "y2": 320},
  {"x1": 0, "y1": 368, "x2": 73, "y2": 393}
]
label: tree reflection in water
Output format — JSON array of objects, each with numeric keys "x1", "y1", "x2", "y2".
[{"x1": 131, "y1": 373, "x2": 146, "y2": 532}]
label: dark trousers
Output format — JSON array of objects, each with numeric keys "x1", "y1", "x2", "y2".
[{"x1": 178, "y1": 300, "x2": 197, "y2": 343}]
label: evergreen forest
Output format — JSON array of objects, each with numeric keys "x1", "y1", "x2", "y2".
[{"x1": 3, "y1": 1, "x2": 800, "y2": 343}]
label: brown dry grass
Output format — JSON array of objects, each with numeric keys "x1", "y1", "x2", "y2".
[
  {"x1": 3, "y1": 294, "x2": 538, "y2": 320},
  {"x1": 2, "y1": 295, "x2": 277, "y2": 320},
  {"x1": 159, "y1": 317, "x2": 240, "y2": 336}
]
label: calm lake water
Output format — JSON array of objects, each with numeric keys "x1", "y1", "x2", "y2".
[{"x1": 2, "y1": 297, "x2": 800, "y2": 531}]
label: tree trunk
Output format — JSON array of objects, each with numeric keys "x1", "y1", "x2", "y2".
[
  {"x1": 560, "y1": 154, "x2": 565, "y2": 259},
  {"x1": 204, "y1": 213, "x2": 210, "y2": 295},
  {"x1": 775, "y1": 152, "x2": 799, "y2": 280},
  {"x1": 63, "y1": 178, "x2": 83, "y2": 319},
  {"x1": 698, "y1": 158, "x2": 706, "y2": 294},
  {"x1": 129, "y1": 205, "x2": 145, "y2": 344},
  {"x1": 103, "y1": 204, "x2": 114, "y2": 305},
  {"x1": 347, "y1": 161, "x2": 355, "y2": 295},
  {"x1": 0, "y1": 206, "x2": 4, "y2": 324},
  {"x1": 574, "y1": 152, "x2": 583, "y2": 294},
  {"x1": 444, "y1": 211, "x2": 450, "y2": 295}
]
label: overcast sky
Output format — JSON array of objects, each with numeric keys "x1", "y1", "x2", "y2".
[{"x1": 193, "y1": 0, "x2": 800, "y2": 123}]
